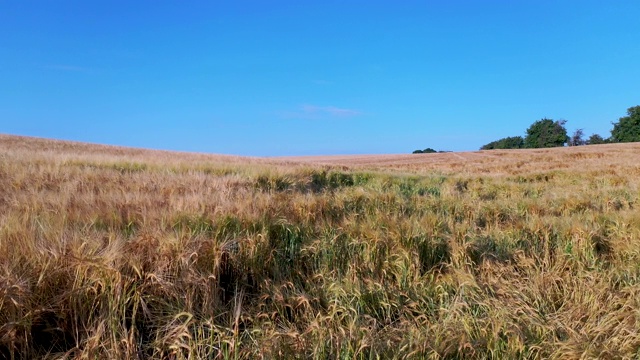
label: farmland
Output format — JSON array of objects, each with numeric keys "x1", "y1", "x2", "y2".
[{"x1": 1, "y1": 134, "x2": 640, "y2": 359}]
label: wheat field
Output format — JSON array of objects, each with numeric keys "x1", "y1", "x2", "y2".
[{"x1": 1, "y1": 134, "x2": 640, "y2": 359}]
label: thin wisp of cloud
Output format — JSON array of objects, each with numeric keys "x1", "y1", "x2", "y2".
[
  {"x1": 43, "y1": 64, "x2": 91, "y2": 72},
  {"x1": 280, "y1": 104, "x2": 361, "y2": 120}
]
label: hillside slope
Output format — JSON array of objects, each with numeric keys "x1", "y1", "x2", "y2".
[
  {"x1": 278, "y1": 143, "x2": 640, "y2": 176},
  {"x1": 1, "y1": 134, "x2": 640, "y2": 359}
]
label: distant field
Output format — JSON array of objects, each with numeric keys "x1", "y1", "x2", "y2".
[
  {"x1": 277, "y1": 143, "x2": 640, "y2": 176},
  {"x1": 1, "y1": 134, "x2": 640, "y2": 359}
]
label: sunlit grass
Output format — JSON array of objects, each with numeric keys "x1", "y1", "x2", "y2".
[{"x1": 1, "y1": 135, "x2": 640, "y2": 358}]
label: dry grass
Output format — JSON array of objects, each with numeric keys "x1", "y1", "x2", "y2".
[
  {"x1": 276, "y1": 143, "x2": 640, "y2": 177},
  {"x1": 1, "y1": 134, "x2": 640, "y2": 359}
]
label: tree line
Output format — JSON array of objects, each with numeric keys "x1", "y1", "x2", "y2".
[
  {"x1": 480, "y1": 105, "x2": 640, "y2": 150},
  {"x1": 412, "y1": 148, "x2": 452, "y2": 154},
  {"x1": 412, "y1": 105, "x2": 640, "y2": 153}
]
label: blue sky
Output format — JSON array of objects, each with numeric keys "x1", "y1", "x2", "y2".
[{"x1": 1, "y1": 1, "x2": 639, "y2": 156}]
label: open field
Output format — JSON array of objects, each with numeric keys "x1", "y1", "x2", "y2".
[
  {"x1": 276, "y1": 144, "x2": 640, "y2": 176},
  {"x1": 2, "y1": 134, "x2": 640, "y2": 359}
]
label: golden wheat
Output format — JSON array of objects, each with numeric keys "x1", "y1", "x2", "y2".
[{"x1": 1, "y1": 134, "x2": 640, "y2": 359}]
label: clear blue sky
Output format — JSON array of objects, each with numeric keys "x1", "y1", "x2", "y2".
[{"x1": 1, "y1": 1, "x2": 639, "y2": 156}]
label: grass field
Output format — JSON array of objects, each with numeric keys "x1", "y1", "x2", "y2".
[{"x1": 1, "y1": 134, "x2": 640, "y2": 359}]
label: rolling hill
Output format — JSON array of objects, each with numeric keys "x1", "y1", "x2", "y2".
[{"x1": 1, "y1": 134, "x2": 640, "y2": 359}]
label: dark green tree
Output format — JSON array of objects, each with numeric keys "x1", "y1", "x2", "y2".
[
  {"x1": 480, "y1": 136, "x2": 524, "y2": 150},
  {"x1": 586, "y1": 134, "x2": 607, "y2": 145},
  {"x1": 524, "y1": 119, "x2": 569, "y2": 148},
  {"x1": 412, "y1": 148, "x2": 437, "y2": 154},
  {"x1": 569, "y1": 129, "x2": 585, "y2": 146},
  {"x1": 610, "y1": 106, "x2": 640, "y2": 143}
]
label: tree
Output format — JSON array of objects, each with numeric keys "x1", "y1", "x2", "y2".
[
  {"x1": 586, "y1": 134, "x2": 607, "y2": 145},
  {"x1": 610, "y1": 106, "x2": 640, "y2": 143},
  {"x1": 524, "y1": 119, "x2": 569, "y2": 148},
  {"x1": 568, "y1": 129, "x2": 585, "y2": 146},
  {"x1": 480, "y1": 136, "x2": 524, "y2": 150},
  {"x1": 412, "y1": 148, "x2": 437, "y2": 154}
]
